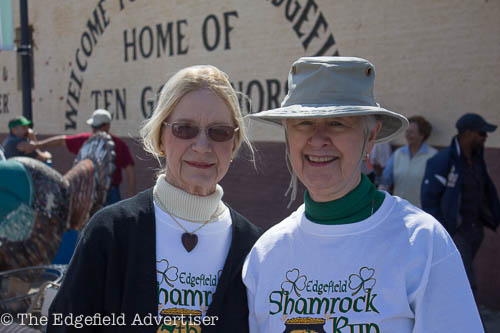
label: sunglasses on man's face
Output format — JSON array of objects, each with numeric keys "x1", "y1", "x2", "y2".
[{"x1": 163, "y1": 122, "x2": 239, "y2": 142}]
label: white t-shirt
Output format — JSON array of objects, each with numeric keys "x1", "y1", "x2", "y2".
[
  {"x1": 155, "y1": 203, "x2": 232, "y2": 328},
  {"x1": 242, "y1": 193, "x2": 483, "y2": 332}
]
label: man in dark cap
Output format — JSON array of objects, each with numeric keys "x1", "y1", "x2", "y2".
[
  {"x1": 421, "y1": 113, "x2": 499, "y2": 300},
  {"x1": 2, "y1": 116, "x2": 52, "y2": 162}
]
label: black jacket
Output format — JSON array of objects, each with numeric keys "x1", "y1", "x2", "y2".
[{"x1": 48, "y1": 188, "x2": 262, "y2": 332}]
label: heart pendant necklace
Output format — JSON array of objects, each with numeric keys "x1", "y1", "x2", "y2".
[{"x1": 167, "y1": 212, "x2": 211, "y2": 252}]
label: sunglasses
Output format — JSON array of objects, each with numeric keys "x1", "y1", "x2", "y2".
[{"x1": 163, "y1": 122, "x2": 239, "y2": 142}]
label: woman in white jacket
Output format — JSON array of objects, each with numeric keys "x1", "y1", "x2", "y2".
[{"x1": 379, "y1": 115, "x2": 437, "y2": 208}]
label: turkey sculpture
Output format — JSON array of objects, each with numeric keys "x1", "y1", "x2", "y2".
[{"x1": 0, "y1": 132, "x2": 115, "y2": 270}]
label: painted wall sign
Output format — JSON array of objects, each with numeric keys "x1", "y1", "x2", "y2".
[{"x1": 61, "y1": 0, "x2": 339, "y2": 138}]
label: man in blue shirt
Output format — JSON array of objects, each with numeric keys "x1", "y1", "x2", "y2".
[{"x1": 2, "y1": 116, "x2": 51, "y2": 162}]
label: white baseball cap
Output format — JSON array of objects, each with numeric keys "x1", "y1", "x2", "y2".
[{"x1": 86, "y1": 109, "x2": 112, "y2": 128}]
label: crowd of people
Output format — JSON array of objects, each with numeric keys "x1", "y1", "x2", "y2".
[
  {"x1": 1, "y1": 56, "x2": 498, "y2": 332},
  {"x1": 19, "y1": 109, "x2": 136, "y2": 204},
  {"x1": 1, "y1": 109, "x2": 137, "y2": 266},
  {"x1": 2, "y1": 110, "x2": 136, "y2": 204}
]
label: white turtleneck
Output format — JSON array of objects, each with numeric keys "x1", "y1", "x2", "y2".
[
  {"x1": 153, "y1": 175, "x2": 232, "y2": 323},
  {"x1": 153, "y1": 174, "x2": 227, "y2": 222}
]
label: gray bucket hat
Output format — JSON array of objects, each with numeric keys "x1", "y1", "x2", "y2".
[{"x1": 247, "y1": 56, "x2": 408, "y2": 143}]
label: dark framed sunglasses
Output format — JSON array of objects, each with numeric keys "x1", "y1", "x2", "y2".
[{"x1": 163, "y1": 122, "x2": 239, "y2": 142}]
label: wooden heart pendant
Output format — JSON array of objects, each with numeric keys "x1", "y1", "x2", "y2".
[{"x1": 181, "y1": 233, "x2": 198, "y2": 252}]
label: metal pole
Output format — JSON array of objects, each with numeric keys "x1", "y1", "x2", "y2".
[{"x1": 19, "y1": 0, "x2": 32, "y2": 121}]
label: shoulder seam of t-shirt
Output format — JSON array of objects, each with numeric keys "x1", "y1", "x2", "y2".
[
  {"x1": 430, "y1": 248, "x2": 460, "y2": 267},
  {"x1": 408, "y1": 249, "x2": 461, "y2": 304}
]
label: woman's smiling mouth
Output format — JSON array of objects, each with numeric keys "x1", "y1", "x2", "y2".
[
  {"x1": 185, "y1": 161, "x2": 215, "y2": 169},
  {"x1": 305, "y1": 155, "x2": 338, "y2": 164}
]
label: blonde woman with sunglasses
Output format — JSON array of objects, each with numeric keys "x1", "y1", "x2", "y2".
[{"x1": 48, "y1": 65, "x2": 262, "y2": 333}]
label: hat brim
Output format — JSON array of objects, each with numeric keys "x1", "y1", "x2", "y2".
[
  {"x1": 86, "y1": 119, "x2": 109, "y2": 127},
  {"x1": 482, "y1": 123, "x2": 497, "y2": 133},
  {"x1": 246, "y1": 104, "x2": 408, "y2": 143}
]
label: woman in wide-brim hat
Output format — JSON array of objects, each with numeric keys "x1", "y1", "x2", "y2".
[{"x1": 242, "y1": 57, "x2": 482, "y2": 332}]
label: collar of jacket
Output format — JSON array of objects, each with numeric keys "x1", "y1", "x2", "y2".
[{"x1": 452, "y1": 136, "x2": 461, "y2": 158}]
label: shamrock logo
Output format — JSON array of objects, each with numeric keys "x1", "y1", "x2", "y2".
[
  {"x1": 156, "y1": 259, "x2": 179, "y2": 288},
  {"x1": 348, "y1": 267, "x2": 376, "y2": 296},
  {"x1": 281, "y1": 268, "x2": 306, "y2": 297}
]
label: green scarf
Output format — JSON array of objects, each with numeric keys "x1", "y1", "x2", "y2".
[{"x1": 305, "y1": 174, "x2": 384, "y2": 225}]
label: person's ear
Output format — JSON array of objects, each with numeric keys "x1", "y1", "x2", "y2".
[
  {"x1": 366, "y1": 121, "x2": 382, "y2": 153},
  {"x1": 159, "y1": 137, "x2": 165, "y2": 156}
]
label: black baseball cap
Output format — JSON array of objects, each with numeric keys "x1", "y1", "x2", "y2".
[{"x1": 456, "y1": 113, "x2": 497, "y2": 133}]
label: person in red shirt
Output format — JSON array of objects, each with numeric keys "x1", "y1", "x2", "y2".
[{"x1": 22, "y1": 109, "x2": 136, "y2": 204}]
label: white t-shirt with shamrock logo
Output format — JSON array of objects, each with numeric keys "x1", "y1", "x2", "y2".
[
  {"x1": 155, "y1": 203, "x2": 232, "y2": 331},
  {"x1": 242, "y1": 193, "x2": 483, "y2": 332}
]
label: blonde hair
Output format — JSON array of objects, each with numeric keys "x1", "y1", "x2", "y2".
[{"x1": 140, "y1": 65, "x2": 253, "y2": 166}]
